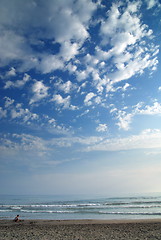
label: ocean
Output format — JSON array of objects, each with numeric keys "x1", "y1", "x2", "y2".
[{"x1": 0, "y1": 193, "x2": 161, "y2": 221}]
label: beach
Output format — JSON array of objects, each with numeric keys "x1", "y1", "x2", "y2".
[{"x1": 1, "y1": 219, "x2": 161, "y2": 240}]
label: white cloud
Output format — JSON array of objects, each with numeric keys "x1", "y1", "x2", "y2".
[
  {"x1": 0, "y1": 29, "x2": 33, "y2": 68},
  {"x1": 48, "y1": 118, "x2": 56, "y2": 125},
  {"x1": 30, "y1": 81, "x2": 49, "y2": 104},
  {"x1": 100, "y1": 3, "x2": 120, "y2": 41},
  {"x1": 3, "y1": 98, "x2": 42, "y2": 124},
  {"x1": 0, "y1": 134, "x2": 47, "y2": 157},
  {"x1": 137, "y1": 101, "x2": 161, "y2": 115},
  {"x1": 72, "y1": 0, "x2": 97, "y2": 23},
  {"x1": 54, "y1": 80, "x2": 77, "y2": 94},
  {"x1": 94, "y1": 96, "x2": 102, "y2": 104},
  {"x1": 110, "y1": 51, "x2": 158, "y2": 84},
  {"x1": 11, "y1": 104, "x2": 38, "y2": 122},
  {"x1": 96, "y1": 1, "x2": 159, "y2": 89},
  {"x1": 113, "y1": 101, "x2": 161, "y2": 131},
  {"x1": 6, "y1": 67, "x2": 16, "y2": 76},
  {"x1": 76, "y1": 109, "x2": 90, "y2": 119},
  {"x1": 126, "y1": 1, "x2": 141, "y2": 13},
  {"x1": 85, "y1": 129, "x2": 161, "y2": 152},
  {"x1": 10, "y1": 128, "x2": 157, "y2": 153},
  {"x1": 59, "y1": 41, "x2": 79, "y2": 61},
  {"x1": 84, "y1": 92, "x2": 96, "y2": 106},
  {"x1": 116, "y1": 110, "x2": 133, "y2": 131},
  {"x1": 1, "y1": 98, "x2": 73, "y2": 135},
  {"x1": 51, "y1": 94, "x2": 77, "y2": 110},
  {"x1": 122, "y1": 83, "x2": 130, "y2": 91},
  {"x1": 158, "y1": 86, "x2": 161, "y2": 91},
  {"x1": 49, "y1": 135, "x2": 103, "y2": 147},
  {"x1": 0, "y1": 107, "x2": 7, "y2": 118},
  {"x1": 4, "y1": 97, "x2": 14, "y2": 108},
  {"x1": 4, "y1": 73, "x2": 30, "y2": 89},
  {"x1": 84, "y1": 53, "x2": 99, "y2": 66},
  {"x1": 0, "y1": 0, "x2": 96, "y2": 73},
  {"x1": 95, "y1": 75, "x2": 110, "y2": 94},
  {"x1": 76, "y1": 70, "x2": 89, "y2": 82},
  {"x1": 0, "y1": 133, "x2": 102, "y2": 158},
  {"x1": 96, "y1": 123, "x2": 108, "y2": 132},
  {"x1": 50, "y1": 2, "x2": 89, "y2": 43},
  {"x1": 0, "y1": 0, "x2": 158, "y2": 82},
  {"x1": 100, "y1": 1, "x2": 146, "y2": 47},
  {"x1": 68, "y1": 1, "x2": 159, "y2": 99},
  {"x1": 145, "y1": 0, "x2": 160, "y2": 9},
  {"x1": 66, "y1": 62, "x2": 77, "y2": 74},
  {"x1": 39, "y1": 55, "x2": 64, "y2": 74}
]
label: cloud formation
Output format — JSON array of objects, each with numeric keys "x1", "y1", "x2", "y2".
[
  {"x1": 96, "y1": 124, "x2": 108, "y2": 132},
  {"x1": 85, "y1": 129, "x2": 161, "y2": 152},
  {"x1": 30, "y1": 81, "x2": 49, "y2": 104},
  {"x1": 113, "y1": 101, "x2": 161, "y2": 130},
  {"x1": 4, "y1": 73, "x2": 30, "y2": 89},
  {"x1": 0, "y1": 0, "x2": 96, "y2": 73},
  {"x1": 0, "y1": 0, "x2": 161, "y2": 195}
]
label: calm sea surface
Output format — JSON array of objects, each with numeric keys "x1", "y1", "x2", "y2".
[{"x1": 0, "y1": 193, "x2": 161, "y2": 220}]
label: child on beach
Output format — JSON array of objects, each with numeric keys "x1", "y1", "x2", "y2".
[{"x1": 14, "y1": 215, "x2": 20, "y2": 222}]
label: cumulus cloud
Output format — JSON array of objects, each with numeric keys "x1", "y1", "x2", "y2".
[
  {"x1": 59, "y1": 42, "x2": 79, "y2": 61},
  {"x1": 4, "y1": 73, "x2": 30, "y2": 89},
  {"x1": 1, "y1": 97, "x2": 73, "y2": 136},
  {"x1": 0, "y1": 0, "x2": 96, "y2": 73},
  {"x1": 30, "y1": 81, "x2": 49, "y2": 104},
  {"x1": 10, "y1": 106, "x2": 37, "y2": 124},
  {"x1": 4, "y1": 97, "x2": 14, "y2": 108},
  {"x1": 51, "y1": 94, "x2": 71, "y2": 109},
  {"x1": 62, "y1": 0, "x2": 160, "y2": 99},
  {"x1": 116, "y1": 110, "x2": 133, "y2": 131},
  {"x1": 137, "y1": 101, "x2": 161, "y2": 115},
  {"x1": 0, "y1": 0, "x2": 159, "y2": 97},
  {"x1": 96, "y1": 123, "x2": 108, "y2": 132},
  {"x1": 100, "y1": 2, "x2": 145, "y2": 47},
  {"x1": 92, "y1": 0, "x2": 159, "y2": 92},
  {"x1": 84, "y1": 92, "x2": 96, "y2": 106},
  {"x1": 76, "y1": 70, "x2": 89, "y2": 82},
  {"x1": 11, "y1": 104, "x2": 38, "y2": 122},
  {"x1": 122, "y1": 83, "x2": 130, "y2": 91},
  {"x1": 6, "y1": 67, "x2": 16, "y2": 77},
  {"x1": 54, "y1": 80, "x2": 77, "y2": 94},
  {"x1": 38, "y1": 55, "x2": 64, "y2": 74},
  {"x1": 1, "y1": 0, "x2": 161, "y2": 196},
  {"x1": 2, "y1": 97, "x2": 40, "y2": 123},
  {"x1": 0, "y1": 29, "x2": 33, "y2": 68},
  {"x1": 113, "y1": 101, "x2": 161, "y2": 131},
  {"x1": 0, "y1": 0, "x2": 161, "y2": 158},
  {"x1": 51, "y1": 94, "x2": 77, "y2": 110}
]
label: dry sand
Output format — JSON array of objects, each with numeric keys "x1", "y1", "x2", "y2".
[{"x1": 1, "y1": 219, "x2": 161, "y2": 240}]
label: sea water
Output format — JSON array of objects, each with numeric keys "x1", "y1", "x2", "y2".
[{"x1": 0, "y1": 193, "x2": 161, "y2": 220}]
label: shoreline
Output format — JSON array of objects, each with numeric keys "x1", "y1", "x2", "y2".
[
  {"x1": 1, "y1": 218, "x2": 161, "y2": 225},
  {"x1": 1, "y1": 219, "x2": 161, "y2": 239}
]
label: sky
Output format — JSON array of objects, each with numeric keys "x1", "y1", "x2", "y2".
[{"x1": 0, "y1": 0, "x2": 161, "y2": 196}]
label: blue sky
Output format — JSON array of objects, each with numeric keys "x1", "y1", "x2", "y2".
[{"x1": 0, "y1": 0, "x2": 161, "y2": 196}]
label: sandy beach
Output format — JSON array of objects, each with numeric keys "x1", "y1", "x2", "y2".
[{"x1": 0, "y1": 219, "x2": 161, "y2": 240}]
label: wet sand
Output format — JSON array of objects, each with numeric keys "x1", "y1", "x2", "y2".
[{"x1": 0, "y1": 219, "x2": 161, "y2": 240}]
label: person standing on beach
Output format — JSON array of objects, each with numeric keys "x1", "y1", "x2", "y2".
[{"x1": 14, "y1": 215, "x2": 20, "y2": 222}]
